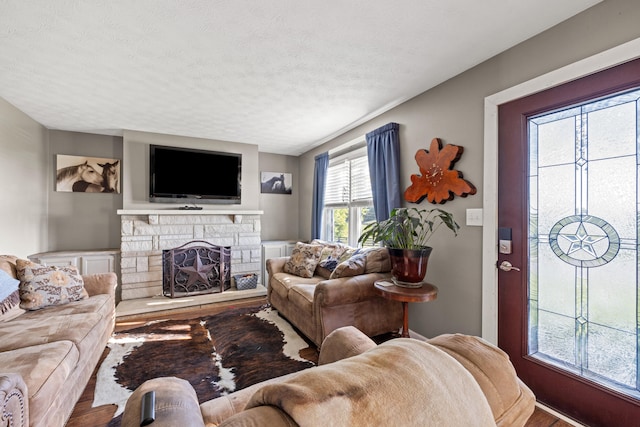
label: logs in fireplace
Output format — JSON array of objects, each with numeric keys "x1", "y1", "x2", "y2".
[{"x1": 162, "y1": 241, "x2": 231, "y2": 298}]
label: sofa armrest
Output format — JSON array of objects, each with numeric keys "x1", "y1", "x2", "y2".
[
  {"x1": 82, "y1": 272, "x2": 117, "y2": 298},
  {"x1": 266, "y1": 257, "x2": 288, "y2": 276},
  {"x1": 122, "y1": 377, "x2": 206, "y2": 427},
  {"x1": 317, "y1": 326, "x2": 377, "y2": 365},
  {"x1": 427, "y1": 334, "x2": 536, "y2": 427},
  {"x1": 314, "y1": 272, "x2": 391, "y2": 306},
  {"x1": 1, "y1": 373, "x2": 28, "y2": 427}
]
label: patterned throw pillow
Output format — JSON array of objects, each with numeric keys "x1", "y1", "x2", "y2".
[
  {"x1": 0, "y1": 269, "x2": 24, "y2": 322},
  {"x1": 16, "y1": 259, "x2": 88, "y2": 310},
  {"x1": 330, "y1": 251, "x2": 367, "y2": 279},
  {"x1": 336, "y1": 248, "x2": 356, "y2": 263},
  {"x1": 284, "y1": 242, "x2": 324, "y2": 278},
  {"x1": 315, "y1": 244, "x2": 349, "y2": 278}
]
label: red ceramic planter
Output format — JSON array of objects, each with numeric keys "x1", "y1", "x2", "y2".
[{"x1": 388, "y1": 247, "x2": 432, "y2": 287}]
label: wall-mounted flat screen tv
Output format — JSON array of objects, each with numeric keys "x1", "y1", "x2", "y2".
[{"x1": 149, "y1": 145, "x2": 241, "y2": 204}]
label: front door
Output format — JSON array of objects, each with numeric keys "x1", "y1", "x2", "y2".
[{"x1": 498, "y1": 57, "x2": 640, "y2": 426}]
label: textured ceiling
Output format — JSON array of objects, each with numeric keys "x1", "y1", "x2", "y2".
[{"x1": 0, "y1": 1, "x2": 599, "y2": 155}]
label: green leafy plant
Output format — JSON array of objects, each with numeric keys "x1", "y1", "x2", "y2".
[{"x1": 357, "y1": 207, "x2": 460, "y2": 249}]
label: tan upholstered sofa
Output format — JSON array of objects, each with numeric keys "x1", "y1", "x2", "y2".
[
  {"x1": 266, "y1": 241, "x2": 404, "y2": 347},
  {"x1": 122, "y1": 326, "x2": 536, "y2": 427},
  {"x1": 0, "y1": 255, "x2": 117, "y2": 427}
]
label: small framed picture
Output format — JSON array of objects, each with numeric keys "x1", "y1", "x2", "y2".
[
  {"x1": 261, "y1": 172, "x2": 292, "y2": 194},
  {"x1": 56, "y1": 154, "x2": 121, "y2": 193}
]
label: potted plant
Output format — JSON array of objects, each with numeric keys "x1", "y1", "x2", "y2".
[{"x1": 357, "y1": 207, "x2": 460, "y2": 287}]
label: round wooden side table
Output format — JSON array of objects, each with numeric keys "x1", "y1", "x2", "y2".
[{"x1": 374, "y1": 280, "x2": 438, "y2": 338}]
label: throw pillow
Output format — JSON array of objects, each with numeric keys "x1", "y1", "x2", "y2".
[
  {"x1": 362, "y1": 247, "x2": 391, "y2": 273},
  {"x1": 315, "y1": 244, "x2": 349, "y2": 279},
  {"x1": 0, "y1": 269, "x2": 24, "y2": 322},
  {"x1": 16, "y1": 259, "x2": 89, "y2": 310},
  {"x1": 283, "y1": 243, "x2": 324, "y2": 278},
  {"x1": 330, "y1": 251, "x2": 367, "y2": 279},
  {"x1": 336, "y1": 248, "x2": 356, "y2": 263}
]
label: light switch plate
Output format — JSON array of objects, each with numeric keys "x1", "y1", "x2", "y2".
[{"x1": 466, "y1": 208, "x2": 483, "y2": 226}]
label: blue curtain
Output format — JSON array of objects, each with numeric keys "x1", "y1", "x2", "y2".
[
  {"x1": 311, "y1": 152, "x2": 329, "y2": 239},
  {"x1": 366, "y1": 122, "x2": 401, "y2": 221}
]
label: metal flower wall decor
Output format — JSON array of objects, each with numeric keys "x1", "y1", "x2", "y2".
[{"x1": 404, "y1": 137, "x2": 476, "y2": 204}]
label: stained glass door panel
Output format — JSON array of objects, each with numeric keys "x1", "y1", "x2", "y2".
[{"x1": 528, "y1": 88, "x2": 640, "y2": 398}]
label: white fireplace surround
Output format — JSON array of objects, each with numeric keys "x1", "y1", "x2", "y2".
[{"x1": 117, "y1": 209, "x2": 263, "y2": 301}]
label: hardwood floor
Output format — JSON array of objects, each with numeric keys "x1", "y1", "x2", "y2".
[
  {"x1": 66, "y1": 297, "x2": 573, "y2": 426},
  {"x1": 526, "y1": 407, "x2": 578, "y2": 427}
]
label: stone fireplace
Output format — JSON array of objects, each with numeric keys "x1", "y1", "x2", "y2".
[{"x1": 117, "y1": 210, "x2": 262, "y2": 301}]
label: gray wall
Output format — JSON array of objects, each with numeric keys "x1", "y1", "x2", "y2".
[
  {"x1": 0, "y1": 97, "x2": 48, "y2": 258},
  {"x1": 122, "y1": 130, "x2": 261, "y2": 211},
  {"x1": 297, "y1": 0, "x2": 640, "y2": 338},
  {"x1": 0, "y1": 108, "x2": 299, "y2": 255},
  {"x1": 48, "y1": 131, "x2": 123, "y2": 250},
  {"x1": 258, "y1": 152, "x2": 300, "y2": 241}
]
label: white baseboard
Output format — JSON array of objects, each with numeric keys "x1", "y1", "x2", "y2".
[{"x1": 535, "y1": 402, "x2": 586, "y2": 427}]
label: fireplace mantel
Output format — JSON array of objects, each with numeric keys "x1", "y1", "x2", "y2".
[
  {"x1": 117, "y1": 209, "x2": 263, "y2": 223},
  {"x1": 117, "y1": 209, "x2": 263, "y2": 215}
]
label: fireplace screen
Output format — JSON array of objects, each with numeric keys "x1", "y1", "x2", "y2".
[{"x1": 162, "y1": 240, "x2": 231, "y2": 298}]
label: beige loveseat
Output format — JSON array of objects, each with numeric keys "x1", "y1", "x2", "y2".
[
  {"x1": 0, "y1": 255, "x2": 117, "y2": 427},
  {"x1": 266, "y1": 241, "x2": 403, "y2": 347},
  {"x1": 122, "y1": 326, "x2": 536, "y2": 427}
]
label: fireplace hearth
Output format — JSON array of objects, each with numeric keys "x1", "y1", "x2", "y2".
[{"x1": 162, "y1": 240, "x2": 231, "y2": 298}]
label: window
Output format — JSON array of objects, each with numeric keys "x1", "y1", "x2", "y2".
[
  {"x1": 528, "y1": 87, "x2": 640, "y2": 398},
  {"x1": 322, "y1": 147, "x2": 375, "y2": 247}
]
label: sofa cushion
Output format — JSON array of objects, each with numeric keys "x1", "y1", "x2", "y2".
[
  {"x1": 283, "y1": 242, "x2": 323, "y2": 278},
  {"x1": 270, "y1": 272, "x2": 322, "y2": 301},
  {"x1": 0, "y1": 269, "x2": 24, "y2": 322},
  {"x1": 18, "y1": 294, "x2": 113, "y2": 320},
  {"x1": 288, "y1": 285, "x2": 315, "y2": 313},
  {"x1": 0, "y1": 312, "x2": 103, "y2": 353},
  {"x1": 0, "y1": 341, "x2": 79, "y2": 425},
  {"x1": 16, "y1": 259, "x2": 88, "y2": 310}
]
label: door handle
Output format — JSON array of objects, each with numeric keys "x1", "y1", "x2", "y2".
[{"x1": 499, "y1": 261, "x2": 521, "y2": 272}]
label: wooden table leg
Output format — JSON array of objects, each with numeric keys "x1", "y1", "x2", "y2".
[{"x1": 401, "y1": 301, "x2": 410, "y2": 338}]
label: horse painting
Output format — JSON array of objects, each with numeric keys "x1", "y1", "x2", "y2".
[
  {"x1": 55, "y1": 156, "x2": 121, "y2": 193},
  {"x1": 261, "y1": 174, "x2": 285, "y2": 193},
  {"x1": 261, "y1": 172, "x2": 292, "y2": 194},
  {"x1": 56, "y1": 161, "x2": 103, "y2": 192},
  {"x1": 98, "y1": 160, "x2": 119, "y2": 193}
]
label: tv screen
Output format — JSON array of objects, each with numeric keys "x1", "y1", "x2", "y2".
[{"x1": 149, "y1": 145, "x2": 241, "y2": 204}]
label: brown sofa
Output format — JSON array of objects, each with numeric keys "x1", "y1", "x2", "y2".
[
  {"x1": 266, "y1": 242, "x2": 403, "y2": 347},
  {"x1": 0, "y1": 255, "x2": 117, "y2": 427},
  {"x1": 122, "y1": 326, "x2": 536, "y2": 427}
]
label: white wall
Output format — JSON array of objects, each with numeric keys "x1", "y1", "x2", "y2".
[
  {"x1": 297, "y1": 0, "x2": 640, "y2": 338},
  {"x1": 0, "y1": 97, "x2": 48, "y2": 257}
]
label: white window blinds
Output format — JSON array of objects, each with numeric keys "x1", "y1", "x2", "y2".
[
  {"x1": 325, "y1": 154, "x2": 372, "y2": 205},
  {"x1": 350, "y1": 156, "x2": 372, "y2": 202}
]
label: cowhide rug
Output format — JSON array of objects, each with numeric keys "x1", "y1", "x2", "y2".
[{"x1": 92, "y1": 304, "x2": 315, "y2": 425}]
